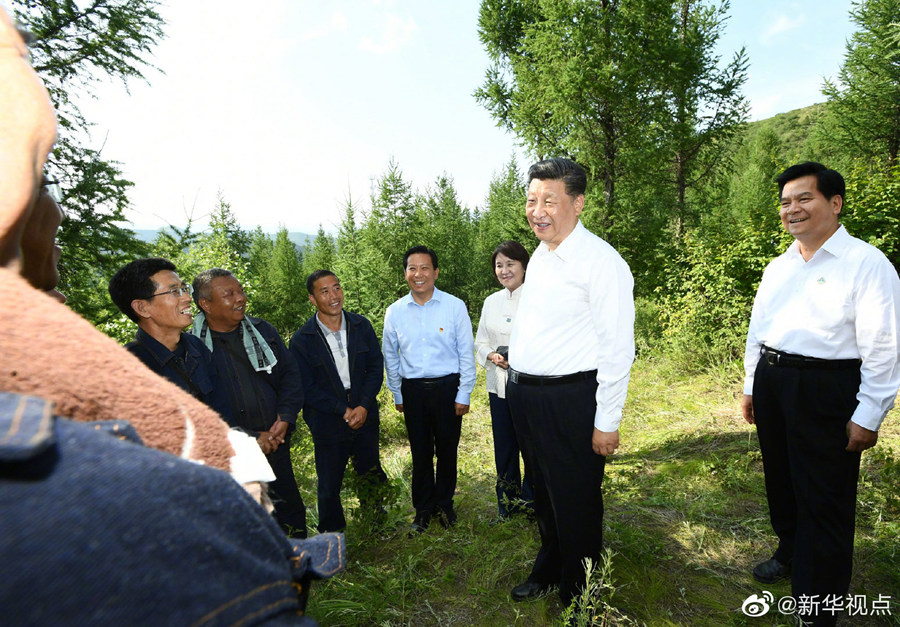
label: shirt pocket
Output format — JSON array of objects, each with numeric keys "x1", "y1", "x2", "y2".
[{"x1": 801, "y1": 273, "x2": 852, "y2": 334}]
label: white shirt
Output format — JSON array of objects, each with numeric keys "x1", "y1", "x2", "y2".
[
  {"x1": 474, "y1": 286, "x2": 522, "y2": 399},
  {"x1": 315, "y1": 312, "x2": 351, "y2": 390},
  {"x1": 743, "y1": 225, "x2": 900, "y2": 431},
  {"x1": 509, "y1": 221, "x2": 636, "y2": 432}
]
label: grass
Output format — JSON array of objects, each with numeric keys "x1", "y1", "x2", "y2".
[{"x1": 290, "y1": 356, "x2": 900, "y2": 626}]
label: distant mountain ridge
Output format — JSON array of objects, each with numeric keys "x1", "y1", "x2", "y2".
[{"x1": 132, "y1": 229, "x2": 315, "y2": 249}]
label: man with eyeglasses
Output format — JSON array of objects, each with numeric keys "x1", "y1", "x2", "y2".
[{"x1": 108, "y1": 257, "x2": 227, "y2": 416}]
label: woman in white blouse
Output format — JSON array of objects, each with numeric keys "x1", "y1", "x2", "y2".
[{"x1": 474, "y1": 241, "x2": 534, "y2": 521}]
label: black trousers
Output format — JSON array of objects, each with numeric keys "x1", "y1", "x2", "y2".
[
  {"x1": 753, "y1": 358, "x2": 862, "y2": 626},
  {"x1": 507, "y1": 374, "x2": 605, "y2": 605},
  {"x1": 267, "y1": 432, "x2": 308, "y2": 539},
  {"x1": 313, "y1": 423, "x2": 388, "y2": 533},
  {"x1": 488, "y1": 392, "x2": 534, "y2": 517},
  {"x1": 401, "y1": 374, "x2": 462, "y2": 515}
]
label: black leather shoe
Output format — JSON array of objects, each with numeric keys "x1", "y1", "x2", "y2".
[
  {"x1": 408, "y1": 512, "x2": 431, "y2": 537},
  {"x1": 752, "y1": 558, "x2": 791, "y2": 584},
  {"x1": 437, "y1": 507, "x2": 457, "y2": 529},
  {"x1": 511, "y1": 580, "x2": 552, "y2": 601}
]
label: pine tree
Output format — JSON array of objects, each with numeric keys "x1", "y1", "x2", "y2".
[{"x1": 822, "y1": 0, "x2": 900, "y2": 166}]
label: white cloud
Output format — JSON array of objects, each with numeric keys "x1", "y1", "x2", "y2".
[
  {"x1": 761, "y1": 14, "x2": 804, "y2": 45},
  {"x1": 331, "y1": 10, "x2": 348, "y2": 31},
  {"x1": 297, "y1": 10, "x2": 349, "y2": 42},
  {"x1": 358, "y1": 13, "x2": 417, "y2": 54}
]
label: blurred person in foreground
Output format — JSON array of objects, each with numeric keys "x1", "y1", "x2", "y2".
[
  {"x1": 21, "y1": 173, "x2": 65, "y2": 302},
  {"x1": 193, "y1": 268, "x2": 308, "y2": 538},
  {"x1": 0, "y1": 10, "x2": 341, "y2": 624},
  {"x1": 506, "y1": 158, "x2": 635, "y2": 608},
  {"x1": 290, "y1": 270, "x2": 389, "y2": 533},
  {"x1": 741, "y1": 162, "x2": 900, "y2": 626},
  {"x1": 474, "y1": 240, "x2": 534, "y2": 522}
]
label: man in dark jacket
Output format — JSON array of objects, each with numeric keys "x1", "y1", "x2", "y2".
[
  {"x1": 108, "y1": 257, "x2": 228, "y2": 417},
  {"x1": 192, "y1": 268, "x2": 307, "y2": 538},
  {"x1": 290, "y1": 270, "x2": 388, "y2": 533}
]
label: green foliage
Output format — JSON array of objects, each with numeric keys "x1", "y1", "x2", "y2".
[
  {"x1": 659, "y1": 0, "x2": 749, "y2": 237},
  {"x1": 173, "y1": 194, "x2": 252, "y2": 284},
  {"x1": 471, "y1": 159, "x2": 531, "y2": 306},
  {"x1": 843, "y1": 159, "x2": 900, "y2": 269},
  {"x1": 476, "y1": 0, "x2": 676, "y2": 213},
  {"x1": 264, "y1": 227, "x2": 311, "y2": 338},
  {"x1": 419, "y1": 175, "x2": 476, "y2": 312},
  {"x1": 333, "y1": 198, "x2": 368, "y2": 315},
  {"x1": 656, "y1": 126, "x2": 788, "y2": 368},
  {"x1": 303, "y1": 226, "x2": 336, "y2": 278},
  {"x1": 559, "y1": 551, "x2": 639, "y2": 626},
  {"x1": 822, "y1": 0, "x2": 900, "y2": 165},
  {"x1": 299, "y1": 358, "x2": 900, "y2": 625},
  {"x1": 53, "y1": 148, "x2": 150, "y2": 324}
]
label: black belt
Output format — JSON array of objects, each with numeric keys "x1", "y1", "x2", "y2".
[
  {"x1": 403, "y1": 373, "x2": 459, "y2": 389},
  {"x1": 761, "y1": 346, "x2": 861, "y2": 370},
  {"x1": 508, "y1": 369, "x2": 597, "y2": 386}
]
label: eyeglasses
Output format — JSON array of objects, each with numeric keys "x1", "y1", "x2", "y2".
[
  {"x1": 148, "y1": 284, "x2": 193, "y2": 299},
  {"x1": 42, "y1": 178, "x2": 62, "y2": 203}
]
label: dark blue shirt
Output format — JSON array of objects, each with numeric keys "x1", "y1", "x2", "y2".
[
  {"x1": 126, "y1": 328, "x2": 231, "y2": 420},
  {"x1": 210, "y1": 317, "x2": 303, "y2": 433},
  {"x1": 289, "y1": 310, "x2": 384, "y2": 440}
]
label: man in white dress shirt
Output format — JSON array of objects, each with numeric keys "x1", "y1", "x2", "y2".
[
  {"x1": 506, "y1": 158, "x2": 635, "y2": 606},
  {"x1": 742, "y1": 162, "x2": 900, "y2": 626}
]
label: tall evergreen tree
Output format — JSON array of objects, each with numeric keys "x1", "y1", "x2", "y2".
[
  {"x1": 334, "y1": 197, "x2": 368, "y2": 315},
  {"x1": 419, "y1": 175, "x2": 474, "y2": 310},
  {"x1": 264, "y1": 227, "x2": 308, "y2": 338},
  {"x1": 303, "y1": 225, "x2": 336, "y2": 277},
  {"x1": 822, "y1": 0, "x2": 900, "y2": 166}
]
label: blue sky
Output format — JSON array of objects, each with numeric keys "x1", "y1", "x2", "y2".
[{"x1": 72, "y1": 0, "x2": 856, "y2": 234}]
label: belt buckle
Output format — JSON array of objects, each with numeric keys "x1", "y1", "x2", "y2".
[{"x1": 509, "y1": 370, "x2": 519, "y2": 384}]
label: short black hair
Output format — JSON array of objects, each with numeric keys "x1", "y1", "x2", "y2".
[
  {"x1": 306, "y1": 269, "x2": 337, "y2": 294},
  {"x1": 403, "y1": 245, "x2": 439, "y2": 270},
  {"x1": 192, "y1": 268, "x2": 234, "y2": 306},
  {"x1": 776, "y1": 162, "x2": 845, "y2": 204},
  {"x1": 527, "y1": 158, "x2": 587, "y2": 198},
  {"x1": 491, "y1": 240, "x2": 530, "y2": 273},
  {"x1": 109, "y1": 257, "x2": 177, "y2": 323}
]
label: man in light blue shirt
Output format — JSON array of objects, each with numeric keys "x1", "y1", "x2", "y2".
[{"x1": 383, "y1": 245, "x2": 476, "y2": 535}]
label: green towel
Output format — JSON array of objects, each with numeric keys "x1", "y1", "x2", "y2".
[{"x1": 192, "y1": 312, "x2": 277, "y2": 374}]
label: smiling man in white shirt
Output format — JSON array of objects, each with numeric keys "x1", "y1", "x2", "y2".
[
  {"x1": 506, "y1": 158, "x2": 635, "y2": 607},
  {"x1": 742, "y1": 162, "x2": 900, "y2": 627}
]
